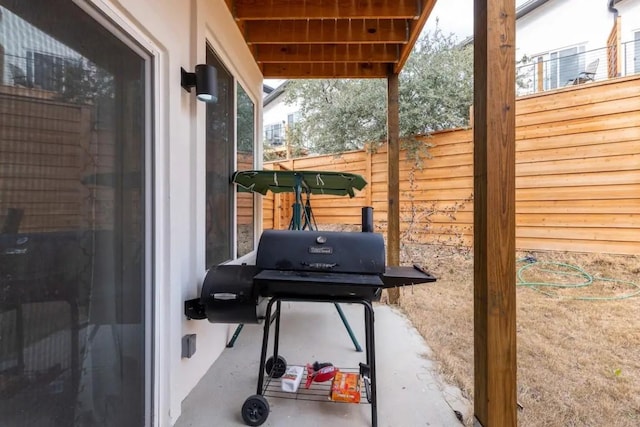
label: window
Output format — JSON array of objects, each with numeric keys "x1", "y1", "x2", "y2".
[
  {"x1": 26, "y1": 51, "x2": 75, "y2": 92},
  {"x1": 287, "y1": 112, "x2": 300, "y2": 127},
  {"x1": 534, "y1": 45, "x2": 585, "y2": 90},
  {"x1": 205, "y1": 46, "x2": 258, "y2": 265},
  {"x1": 0, "y1": 2, "x2": 149, "y2": 426},
  {"x1": 236, "y1": 85, "x2": 255, "y2": 257},
  {"x1": 205, "y1": 45, "x2": 234, "y2": 267},
  {"x1": 264, "y1": 122, "x2": 284, "y2": 146}
]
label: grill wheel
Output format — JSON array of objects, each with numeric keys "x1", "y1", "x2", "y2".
[
  {"x1": 265, "y1": 355, "x2": 287, "y2": 378},
  {"x1": 241, "y1": 395, "x2": 269, "y2": 426}
]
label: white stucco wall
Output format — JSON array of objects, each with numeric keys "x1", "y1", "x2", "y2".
[
  {"x1": 618, "y1": 0, "x2": 640, "y2": 38},
  {"x1": 617, "y1": 0, "x2": 640, "y2": 74},
  {"x1": 87, "y1": 0, "x2": 262, "y2": 425},
  {"x1": 263, "y1": 92, "x2": 300, "y2": 129}
]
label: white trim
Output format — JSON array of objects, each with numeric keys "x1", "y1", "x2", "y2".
[
  {"x1": 73, "y1": 0, "x2": 159, "y2": 57},
  {"x1": 233, "y1": 77, "x2": 239, "y2": 260},
  {"x1": 73, "y1": 1, "x2": 169, "y2": 426}
]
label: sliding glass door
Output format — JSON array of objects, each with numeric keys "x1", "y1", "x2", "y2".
[{"x1": 0, "y1": 1, "x2": 149, "y2": 425}]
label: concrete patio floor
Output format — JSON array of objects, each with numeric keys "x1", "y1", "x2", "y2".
[{"x1": 175, "y1": 302, "x2": 470, "y2": 427}]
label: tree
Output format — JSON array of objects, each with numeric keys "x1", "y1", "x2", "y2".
[{"x1": 283, "y1": 27, "x2": 474, "y2": 155}]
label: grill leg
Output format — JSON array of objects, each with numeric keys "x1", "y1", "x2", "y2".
[
  {"x1": 363, "y1": 301, "x2": 377, "y2": 427},
  {"x1": 334, "y1": 303, "x2": 363, "y2": 352},
  {"x1": 272, "y1": 300, "x2": 282, "y2": 364},
  {"x1": 226, "y1": 324, "x2": 244, "y2": 348},
  {"x1": 257, "y1": 298, "x2": 278, "y2": 394}
]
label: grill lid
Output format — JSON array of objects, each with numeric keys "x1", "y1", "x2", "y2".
[{"x1": 256, "y1": 229, "x2": 385, "y2": 275}]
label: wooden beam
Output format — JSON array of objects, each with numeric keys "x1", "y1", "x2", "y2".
[
  {"x1": 386, "y1": 72, "x2": 401, "y2": 304},
  {"x1": 261, "y1": 62, "x2": 390, "y2": 78},
  {"x1": 244, "y1": 19, "x2": 410, "y2": 45},
  {"x1": 395, "y1": 0, "x2": 437, "y2": 73},
  {"x1": 255, "y1": 44, "x2": 399, "y2": 63},
  {"x1": 234, "y1": 0, "x2": 420, "y2": 20},
  {"x1": 473, "y1": 0, "x2": 517, "y2": 425}
]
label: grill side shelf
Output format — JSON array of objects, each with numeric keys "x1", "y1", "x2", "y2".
[{"x1": 381, "y1": 265, "x2": 437, "y2": 288}]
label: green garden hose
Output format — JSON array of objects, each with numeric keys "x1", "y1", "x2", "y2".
[{"x1": 516, "y1": 258, "x2": 640, "y2": 301}]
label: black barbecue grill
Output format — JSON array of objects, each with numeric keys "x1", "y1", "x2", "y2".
[{"x1": 184, "y1": 227, "x2": 436, "y2": 426}]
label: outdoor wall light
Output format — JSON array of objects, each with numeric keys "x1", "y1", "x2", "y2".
[{"x1": 181, "y1": 64, "x2": 218, "y2": 103}]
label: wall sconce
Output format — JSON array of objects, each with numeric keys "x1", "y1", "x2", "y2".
[{"x1": 181, "y1": 64, "x2": 218, "y2": 103}]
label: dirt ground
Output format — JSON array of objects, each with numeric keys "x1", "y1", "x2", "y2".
[{"x1": 397, "y1": 243, "x2": 640, "y2": 427}]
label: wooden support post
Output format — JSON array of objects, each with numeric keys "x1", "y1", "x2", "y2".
[
  {"x1": 473, "y1": 0, "x2": 517, "y2": 425},
  {"x1": 536, "y1": 57, "x2": 544, "y2": 92},
  {"x1": 387, "y1": 72, "x2": 400, "y2": 304}
]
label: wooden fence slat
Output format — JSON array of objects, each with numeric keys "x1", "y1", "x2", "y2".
[
  {"x1": 516, "y1": 96, "x2": 640, "y2": 127},
  {"x1": 517, "y1": 199, "x2": 639, "y2": 214},
  {"x1": 516, "y1": 127, "x2": 640, "y2": 152},
  {"x1": 516, "y1": 170, "x2": 639, "y2": 188},
  {"x1": 516, "y1": 76, "x2": 640, "y2": 115},
  {"x1": 517, "y1": 184, "x2": 640, "y2": 201},
  {"x1": 517, "y1": 111, "x2": 638, "y2": 140},
  {"x1": 516, "y1": 153, "x2": 640, "y2": 176},
  {"x1": 516, "y1": 141, "x2": 640, "y2": 163},
  {"x1": 517, "y1": 226, "x2": 638, "y2": 242}
]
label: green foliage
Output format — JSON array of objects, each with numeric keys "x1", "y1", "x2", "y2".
[
  {"x1": 284, "y1": 79, "x2": 387, "y2": 154},
  {"x1": 400, "y1": 30, "x2": 474, "y2": 135},
  {"x1": 56, "y1": 58, "x2": 115, "y2": 104},
  {"x1": 237, "y1": 85, "x2": 255, "y2": 153},
  {"x1": 283, "y1": 27, "x2": 473, "y2": 156}
]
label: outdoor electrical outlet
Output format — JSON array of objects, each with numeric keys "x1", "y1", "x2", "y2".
[{"x1": 182, "y1": 334, "x2": 197, "y2": 358}]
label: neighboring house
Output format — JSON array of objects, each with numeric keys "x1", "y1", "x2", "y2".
[
  {"x1": 262, "y1": 80, "x2": 300, "y2": 148},
  {"x1": 516, "y1": 0, "x2": 640, "y2": 92},
  {"x1": 0, "y1": 8, "x2": 82, "y2": 90},
  {"x1": 262, "y1": 82, "x2": 274, "y2": 98}
]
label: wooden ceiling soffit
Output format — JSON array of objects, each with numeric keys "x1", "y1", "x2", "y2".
[
  {"x1": 228, "y1": 0, "x2": 437, "y2": 78},
  {"x1": 395, "y1": 0, "x2": 436, "y2": 73},
  {"x1": 244, "y1": 19, "x2": 409, "y2": 45},
  {"x1": 261, "y1": 62, "x2": 390, "y2": 79},
  {"x1": 255, "y1": 44, "x2": 399, "y2": 63},
  {"x1": 234, "y1": 0, "x2": 420, "y2": 20}
]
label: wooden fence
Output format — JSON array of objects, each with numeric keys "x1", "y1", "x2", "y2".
[
  {"x1": 0, "y1": 86, "x2": 92, "y2": 232},
  {"x1": 262, "y1": 75, "x2": 640, "y2": 255}
]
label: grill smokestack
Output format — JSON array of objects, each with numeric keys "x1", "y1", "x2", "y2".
[{"x1": 361, "y1": 207, "x2": 374, "y2": 232}]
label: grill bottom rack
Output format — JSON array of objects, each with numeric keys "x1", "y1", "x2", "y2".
[
  {"x1": 241, "y1": 295, "x2": 379, "y2": 427},
  {"x1": 262, "y1": 365, "x2": 370, "y2": 404}
]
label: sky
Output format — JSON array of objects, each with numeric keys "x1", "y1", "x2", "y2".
[{"x1": 425, "y1": 0, "x2": 531, "y2": 40}]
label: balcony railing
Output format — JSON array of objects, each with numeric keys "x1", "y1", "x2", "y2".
[{"x1": 515, "y1": 40, "x2": 639, "y2": 96}]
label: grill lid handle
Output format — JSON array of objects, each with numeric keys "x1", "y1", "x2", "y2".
[
  {"x1": 213, "y1": 292, "x2": 239, "y2": 300},
  {"x1": 302, "y1": 262, "x2": 337, "y2": 270}
]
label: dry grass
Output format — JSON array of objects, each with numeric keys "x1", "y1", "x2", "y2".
[{"x1": 397, "y1": 244, "x2": 640, "y2": 426}]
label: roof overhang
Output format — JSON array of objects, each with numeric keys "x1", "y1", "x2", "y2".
[{"x1": 224, "y1": 0, "x2": 438, "y2": 78}]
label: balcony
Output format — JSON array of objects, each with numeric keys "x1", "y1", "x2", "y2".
[{"x1": 516, "y1": 40, "x2": 640, "y2": 96}]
